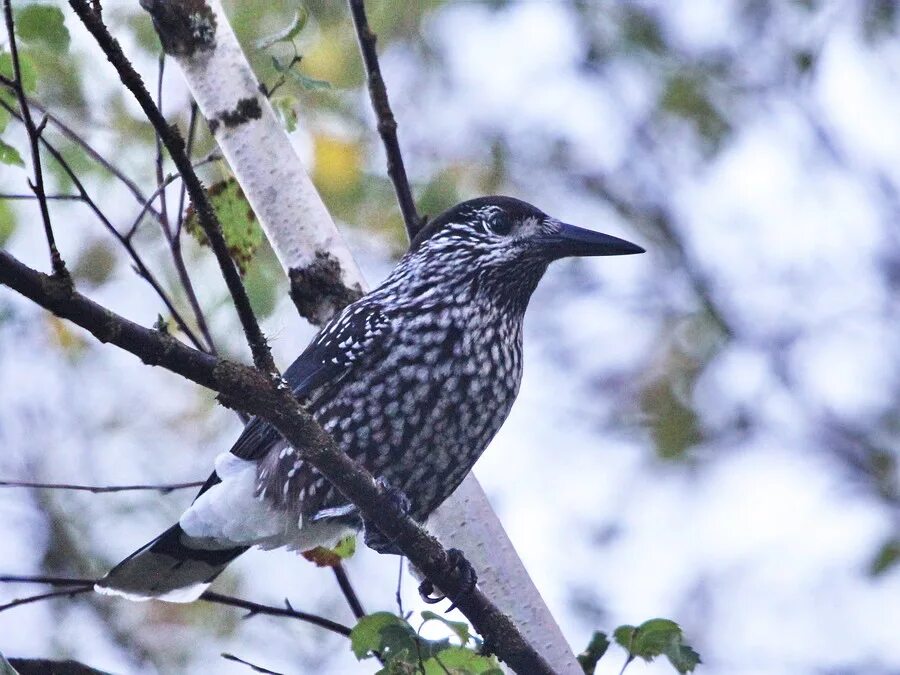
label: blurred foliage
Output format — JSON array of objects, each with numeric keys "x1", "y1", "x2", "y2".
[
  {"x1": 869, "y1": 538, "x2": 900, "y2": 577},
  {"x1": 71, "y1": 239, "x2": 117, "y2": 287},
  {"x1": 576, "y1": 631, "x2": 610, "y2": 674},
  {"x1": 14, "y1": 4, "x2": 71, "y2": 54},
  {"x1": 0, "y1": 200, "x2": 15, "y2": 245}
]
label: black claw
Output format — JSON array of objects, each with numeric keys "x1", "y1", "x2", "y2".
[
  {"x1": 363, "y1": 478, "x2": 413, "y2": 555},
  {"x1": 376, "y1": 476, "x2": 412, "y2": 514},
  {"x1": 418, "y1": 579, "x2": 445, "y2": 604},
  {"x1": 416, "y1": 548, "x2": 478, "y2": 611}
]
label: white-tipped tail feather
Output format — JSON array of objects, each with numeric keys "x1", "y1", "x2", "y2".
[
  {"x1": 94, "y1": 523, "x2": 245, "y2": 602},
  {"x1": 97, "y1": 454, "x2": 356, "y2": 602}
]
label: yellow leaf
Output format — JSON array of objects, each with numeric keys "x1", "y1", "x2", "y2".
[{"x1": 312, "y1": 134, "x2": 362, "y2": 197}]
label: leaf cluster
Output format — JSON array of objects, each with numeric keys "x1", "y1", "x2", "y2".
[{"x1": 350, "y1": 611, "x2": 502, "y2": 675}]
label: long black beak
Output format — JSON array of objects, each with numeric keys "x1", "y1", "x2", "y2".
[{"x1": 545, "y1": 222, "x2": 645, "y2": 258}]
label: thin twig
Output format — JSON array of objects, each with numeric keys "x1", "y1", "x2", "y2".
[
  {"x1": 0, "y1": 479, "x2": 204, "y2": 494},
  {"x1": 0, "y1": 586, "x2": 93, "y2": 613},
  {"x1": 69, "y1": 0, "x2": 277, "y2": 374},
  {"x1": 3, "y1": 0, "x2": 67, "y2": 277},
  {"x1": 347, "y1": 0, "x2": 424, "y2": 239},
  {"x1": 123, "y1": 153, "x2": 220, "y2": 242},
  {"x1": 175, "y1": 102, "x2": 199, "y2": 241},
  {"x1": 396, "y1": 556, "x2": 405, "y2": 616},
  {"x1": 332, "y1": 563, "x2": 366, "y2": 620},
  {"x1": 0, "y1": 73, "x2": 165, "y2": 225},
  {"x1": 0, "y1": 575, "x2": 353, "y2": 637},
  {"x1": 221, "y1": 654, "x2": 284, "y2": 675},
  {"x1": 170, "y1": 103, "x2": 218, "y2": 354},
  {"x1": 154, "y1": 52, "x2": 172, "y2": 239},
  {"x1": 201, "y1": 592, "x2": 353, "y2": 637},
  {"x1": 0, "y1": 193, "x2": 81, "y2": 201}
]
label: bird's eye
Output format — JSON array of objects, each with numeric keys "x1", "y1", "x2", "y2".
[{"x1": 489, "y1": 216, "x2": 514, "y2": 236}]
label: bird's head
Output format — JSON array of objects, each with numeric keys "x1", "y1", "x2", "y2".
[{"x1": 401, "y1": 196, "x2": 643, "y2": 310}]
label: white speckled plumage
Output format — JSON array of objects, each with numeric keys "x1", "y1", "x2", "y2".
[{"x1": 96, "y1": 195, "x2": 643, "y2": 601}]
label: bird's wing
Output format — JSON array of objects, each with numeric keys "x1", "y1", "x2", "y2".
[{"x1": 229, "y1": 303, "x2": 393, "y2": 461}]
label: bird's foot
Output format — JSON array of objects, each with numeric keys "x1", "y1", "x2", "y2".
[
  {"x1": 417, "y1": 548, "x2": 478, "y2": 613},
  {"x1": 375, "y1": 476, "x2": 412, "y2": 514},
  {"x1": 362, "y1": 477, "x2": 412, "y2": 555}
]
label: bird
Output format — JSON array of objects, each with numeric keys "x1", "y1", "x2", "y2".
[{"x1": 95, "y1": 195, "x2": 643, "y2": 602}]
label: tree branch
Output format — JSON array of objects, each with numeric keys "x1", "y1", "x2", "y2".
[
  {"x1": 2, "y1": 0, "x2": 67, "y2": 278},
  {"x1": 0, "y1": 575, "x2": 352, "y2": 638},
  {"x1": 347, "y1": 0, "x2": 424, "y2": 239},
  {"x1": 0, "y1": 248, "x2": 553, "y2": 674},
  {"x1": 68, "y1": 0, "x2": 276, "y2": 374},
  {"x1": 0, "y1": 479, "x2": 203, "y2": 494}
]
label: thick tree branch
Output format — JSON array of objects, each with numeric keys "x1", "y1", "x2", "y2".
[
  {"x1": 0, "y1": 249, "x2": 553, "y2": 674},
  {"x1": 347, "y1": 0, "x2": 424, "y2": 239},
  {"x1": 68, "y1": 0, "x2": 276, "y2": 374}
]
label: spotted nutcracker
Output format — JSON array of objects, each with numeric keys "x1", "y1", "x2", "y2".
[{"x1": 96, "y1": 195, "x2": 644, "y2": 601}]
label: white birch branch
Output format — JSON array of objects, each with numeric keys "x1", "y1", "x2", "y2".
[{"x1": 144, "y1": 2, "x2": 581, "y2": 672}]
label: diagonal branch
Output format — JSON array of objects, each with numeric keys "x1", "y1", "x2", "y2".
[
  {"x1": 0, "y1": 248, "x2": 554, "y2": 674},
  {"x1": 68, "y1": 0, "x2": 276, "y2": 374},
  {"x1": 347, "y1": 0, "x2": 424, "y2": 239}
]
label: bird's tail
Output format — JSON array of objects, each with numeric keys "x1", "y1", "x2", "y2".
[{"x1": 94, "y1": 524, "x2": 247, "y2": 602}]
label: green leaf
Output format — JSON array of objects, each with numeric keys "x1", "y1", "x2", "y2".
[
  {"x1": 354, "y1": 612, "x2": 495, "y2": 673},
  {"x1": 422, "y1": 646, "x2": 503, "y2": 674},
  {"x1": 271, "y1": 56, "x2": 332, "y2": 91},
  {"x1": 869, "y1": 538, "x2": 900, "y2": 577},
  {"x1": 0, "y1": 138, "x2": 24, "y2": 167},
  {"x1": 420, "y1": 610, "x2": 472, "y2": 646},
  {"x1": 273, "y1": 95, "x2": 299, "y2": 132},
  {"x1": 0, "y1": 200, "x2": 16, "y2": 247},
  {"x1": 256, "y1": 8, "x2": 309, "y2": 50},
  {"x1": 351, "y1": 612, "x2": 407, "y2": 659},
  {"x1": 15, "y1": 4, "x2": 71, "y2": 53},
  {"x1": 615, "y1": 619, "x2": 701, "y2": 674},
  {"x1": 0, "y1": 51, "x2": 37, "y2": 92},
  {"x1": 666, "y1": 643, "x2": 702, "y2": 674},
  {"x1": 184, "y1": 178, "x2": 261, "y2": 274},
  {"x1": 631, "y1": 618, "x2": 682, "y2": 657},
  {"x1": 577, "y1": 631, "x2": 610, "y2": 674},
  {"x1": 613, "y1": 625, "x2": 637, "y2": 651}
]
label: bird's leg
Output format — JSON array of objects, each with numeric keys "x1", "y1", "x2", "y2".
[
  {"x1": 417, "y1": 548, "x2": 478, "y2": 613},
  {"x1": 362, "y1": 477, "x2": 412, "y2": 555}
]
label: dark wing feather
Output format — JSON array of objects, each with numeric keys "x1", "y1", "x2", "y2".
[
  {"x1": 230, "y1": 303, "x2": 391, "y2": 461},
  {"x1": 194, "y1": 303, "x2": 390, "y2": 500}
]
